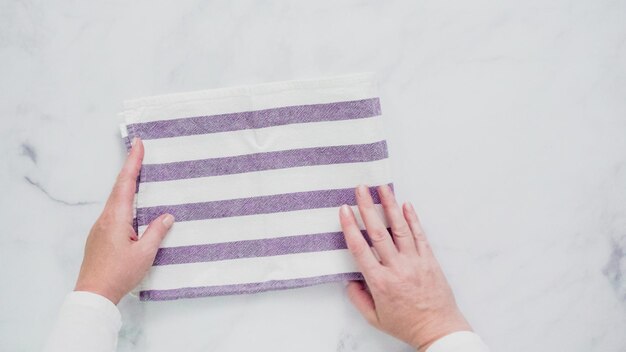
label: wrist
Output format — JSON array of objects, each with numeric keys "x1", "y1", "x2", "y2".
[
  {"x1": 410, "y1": 311, "x2": 472, "y2": 350},
  {"x1": 74, "y1": 281, "x2": 123, "y2": 305}
]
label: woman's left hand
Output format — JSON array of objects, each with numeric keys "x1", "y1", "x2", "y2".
[{"x1": 74, "y1": 138, "x2": 174, "y2": 304}]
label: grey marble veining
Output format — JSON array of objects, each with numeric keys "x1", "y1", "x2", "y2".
[{"x1": 1, "y1": 1, "x2": 625, "y2": 351}]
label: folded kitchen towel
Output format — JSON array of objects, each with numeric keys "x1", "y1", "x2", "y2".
[{"x1": 119, "y1": 73, "x2": 392, "y2": 301}]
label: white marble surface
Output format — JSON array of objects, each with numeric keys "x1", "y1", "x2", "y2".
[{"x1": 1, "y1": 0, "x2": 625, "y2": 351}]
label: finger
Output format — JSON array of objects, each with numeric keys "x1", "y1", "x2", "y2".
[
  {"x1": 356, "y1": 185, "x2": 398, "y2": 264},
  {"x1": 106, "y1": 138, "x2": 144, "y2": 223},
  {"x1": 339, "y1": 205, "x2": 380, "y2": 274},
  {"x1": 377, "y1": 185, "x2": 416, "y2": 254},
  {"x1": 138, "y1": 214, "x2": 175, "y2": 252},
  {"x1": 402, "y1": 202, "x2": 431, "y2": 256},
  {"x1": 346, "y1": 281, "x2": 378, "y2": 325}
]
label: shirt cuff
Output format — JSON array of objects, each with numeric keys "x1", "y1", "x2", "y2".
[
  {"x1": 425, "y1": 331, "x2": 490, "y2": 352},
  {"x1": 64, "y1": 291, "x2": 122, "y2": 330},
  {"x1": 44, "y1": 291, "x2": 122, "y2": 352}
]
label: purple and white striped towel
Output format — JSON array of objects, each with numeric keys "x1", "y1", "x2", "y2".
[{"x1": 119, "y1": 73, "x2": 392, "y2": 301}]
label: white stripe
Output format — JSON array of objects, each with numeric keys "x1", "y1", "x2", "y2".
[
  {"x1": 141, "y1": 205, "x2": 387, "y2": 247},
  {"x1": 119, "y1": 124, "x2": 128, "y2": 138},
  {"x1": 137, "y1": 159, "x2": 391, "y2": 207},
  {"x1": 141, "y1": 115, "x2": 384, "y2": 164},
  {"x1": 121, "y1": 73, "x2": 376, "y2": 123},
  {"x1": 139, "y1": 249, "x2": 359, "y2": 291}
]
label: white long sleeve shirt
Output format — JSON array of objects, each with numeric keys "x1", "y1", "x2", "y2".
[{"x1": 44, "y1": 292, "x2": 490, "y2": 352}]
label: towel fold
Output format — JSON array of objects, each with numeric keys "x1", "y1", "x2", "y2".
[{"x1": 119, "y1": 73, "x2": 392, "y2": 301}]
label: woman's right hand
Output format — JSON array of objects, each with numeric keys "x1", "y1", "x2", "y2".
[{"x1": 339, "y1": 185, "x2": 472, "y2": 350}]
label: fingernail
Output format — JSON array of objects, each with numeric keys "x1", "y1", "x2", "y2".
[
  {"x1": 131, "y1": 137, "x2": 138, "y2": 147},
  {"x1": 356, "y1": 184, "x2": 368, "y2": 196},
  {"x1": 340, "y1": 204, "x2": 351, "y2": 216},
  {"x1": 162, "y1": 214, "x2": 175, "y2": 228},
  {"x1": 406, "y1": 202, "x2": 415, "y2": 211}
]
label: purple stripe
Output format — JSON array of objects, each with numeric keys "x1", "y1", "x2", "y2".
[
  {"x1": 127, "y1": 98, "x2": 381, "y2": 140},
  {"x1": 154, "y1": 230, "x2": 372, "y2": 265},
  {"x1": 136, "y1": 185, "x2": 389, "y2": 227},
  {"x1": 123, "y1": 136, "x2": 132, "y2": 151},
  {"x1": 139, "y1": 272, "x2": 364, "y2": 301},
  {"x1": 141, "y1": 141, "x2": 388, "y2": 182}
]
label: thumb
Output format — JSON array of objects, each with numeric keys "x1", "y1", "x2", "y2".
[
  {"x1": 139, "y1": 214, "x2": 175, "y2": 251},
  {"x1": 346, "y1": 281, "x2": 378, "y2": 326}
]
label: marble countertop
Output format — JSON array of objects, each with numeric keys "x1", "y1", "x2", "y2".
[{"x1": 1, "y1": 1, "x2": 625, "y2": 351}]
